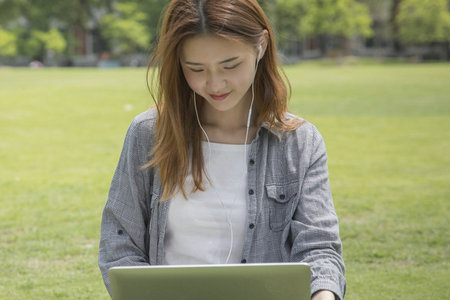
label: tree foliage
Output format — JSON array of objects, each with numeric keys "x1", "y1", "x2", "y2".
[
  {"x1": 298, "y1": 0, "x2": 373, "y2": 38},
  {"x1": 0, "y1": 27, "x2": 17, "y2": 57},
  {"x1": 397, "y1": 0, "x2": 450, "y2": 44},
  {"x1": 0, "y1": 0, "x2": 110, "y2": 60},
  {"x1": 100, "y1": 2, "x2": 151, "y2": 55},
  {"x1": 34, "y1": 29, "x2": 67, "y2": 54},
  {"x1": 274, "y1": 0, "x2": 303, "y2": 42},
  {"x1": 2, "y1": 0, "x2": 449, "y2": 60},
  {"x1": 138, "y1": 0, "x2": 169, "y2": 41},
  {"x1": 16, "y1": 29, "x2": 66, "y2": 60},
  {"x1": 0, "y1": 0, "x2": 375, "y2": 59}
]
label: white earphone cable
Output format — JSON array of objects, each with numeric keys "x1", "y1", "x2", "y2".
[
  {"x1": 194, "y1": 92, "x2": 235, "y2": 264},
  {"x1": 192, "y1": 45, "x2": 261, "y2": 264}
]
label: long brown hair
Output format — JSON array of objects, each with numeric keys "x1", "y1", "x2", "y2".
[{"x1": 145, "y1": 0, "x2": 301, "y2": 201}]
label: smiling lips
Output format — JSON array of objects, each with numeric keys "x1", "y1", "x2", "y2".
[{"x1": 210, "y1": 92, "x2": 231, "y2": 101}]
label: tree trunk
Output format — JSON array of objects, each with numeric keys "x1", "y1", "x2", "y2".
[{"x1": 390, "y1": 0, "x2": 403, "y2": 56}]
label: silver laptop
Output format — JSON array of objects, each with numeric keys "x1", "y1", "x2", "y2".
[{"x1": 109, "y1": 263, "x2": 310, "y2": 300}]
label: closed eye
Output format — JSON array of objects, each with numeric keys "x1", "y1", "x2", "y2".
[
  {"x1": 188, "y1": 62, "x2": 241, "y2": 72},
  {"x1": 224, "y1": 62, "x2": 241, "y2": 70}
]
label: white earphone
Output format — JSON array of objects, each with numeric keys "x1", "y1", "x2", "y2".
[
  {"x1": 192, "y1": 42, "x2": 263, "y2": 264},
  {"x1": 257, "y1": 44, "x2": 262, "y2": 61}
]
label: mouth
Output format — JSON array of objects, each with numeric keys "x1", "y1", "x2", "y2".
[{"x1": 210, "y1": 92, "x2": 231, "y2": 101}]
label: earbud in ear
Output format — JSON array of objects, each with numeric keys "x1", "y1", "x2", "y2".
[{"x1": 257, "y1": 44, "x2": 262, "y2": 60}]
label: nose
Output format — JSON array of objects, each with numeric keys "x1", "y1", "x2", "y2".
[{"x1": 206, "y1": 72, "x2": 226, "y2": 93}]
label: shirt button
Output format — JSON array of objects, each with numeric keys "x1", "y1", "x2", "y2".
[
  {"x1": 117, "y1": 229, "x2": 123, "y2": 235},
  {"x1": 279, "y1": 194, "x2": 285, "y2": 200},
  {"x1": 241, "y1": 259, "x2": 247, "y2": 263},
  {"x1": 249, "y1": 223, "x2": 255, "y2": 229},
  {"x1": 249, "y1": 159, "x2": 255, "y2": 165},
  {"x1": 248, "y1": 189, "x2": 254, "y2": 195}
]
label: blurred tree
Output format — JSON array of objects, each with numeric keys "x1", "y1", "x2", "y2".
[
  {"x1": 388, "y1": 0, "x2": 402, "y2": 54},
  {"x1": 138, "y1": 0, "x2": 168, "y2": 43},
  {"x1": 272, "y1": 0, "x2": 303, "y2": 58},
  {"x1": 0, "y1": 0, "x2": 111, "y2": 60},
  {"x1": 357, "y1": 0, "x2": 393, "y2": 47},
  {"x1": 258, "y1": 0, "x2": 277, "y2": 23},
  {"x1": 298, "y1": 0, "x2": 373, "y2": 54},
  {"x1": 0, "y1": 26, "x2": 17, "y2": 57},
  {"x1": 0, "y1": 0, "x2": 103, "y2": 31},
  {"x1": 100, "y1": 2, "x2": 151, "y2": 55},
  {"x1": 35, "y1": 29, "x2": 67, "y2": 54},
  {"x1": 19, "y1": 29, "x2": 66, "y2": 62},
  {"x1": 0, "y1": 0, "x2": 25, "y2": 26},
  {"x1": 274, "y1": 0, "x2": 303, "y2": 42},
  {"x1": 397, "y1": 0, "x2": 450, "y2": 44}
]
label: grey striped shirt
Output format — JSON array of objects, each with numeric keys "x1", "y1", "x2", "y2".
[{"x1": 98, "y1": 109, "x2": 346, "y2": 299}]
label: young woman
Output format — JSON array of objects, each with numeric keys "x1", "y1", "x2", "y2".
[{"x1": 98, "y1": 0, "x2": 346, "y2": 299}]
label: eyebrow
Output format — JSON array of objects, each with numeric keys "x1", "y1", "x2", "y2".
[{"x1": 184, "y1": 56, "x2": 239, "y2": 66}]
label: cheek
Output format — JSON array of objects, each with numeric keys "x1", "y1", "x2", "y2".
[
  {"x1": 231, "y1": 66, "x2": 255, "y2": 90},
  {"x1": 182, "y1": 69, "x2": 203, "y2": 93}
]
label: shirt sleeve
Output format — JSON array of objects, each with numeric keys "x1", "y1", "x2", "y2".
[
  {"x1": 98, "y1": 117, "x2": 152, "y2": 295},
  {"x1": 290, "y1": 125, "x2": 346, "y2": 299}
]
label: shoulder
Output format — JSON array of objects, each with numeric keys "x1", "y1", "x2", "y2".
[
  {"x1": 128, "y1": 107, "x2": 158, "y2": 136},
  {"x1": 261, "y1": 113, "x2": 328, "y2": 182},
  {"x1": 122, "y1": 108, "x2": 158, "y2": 156},
  {"x1": 265, "y1": 112, "x2": 327, "y2": 165},
  {"x1": 282, "y1": 112, "x2": 324, "y2": 148}
]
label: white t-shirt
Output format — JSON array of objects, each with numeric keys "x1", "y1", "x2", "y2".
[{"x1": 163, "y1": 141, "x2": 249, "y2": 265}]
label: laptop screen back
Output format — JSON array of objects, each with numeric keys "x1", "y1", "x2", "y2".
[{"x1": 109, "y1": 263, "x2": 310, "y2": 300}]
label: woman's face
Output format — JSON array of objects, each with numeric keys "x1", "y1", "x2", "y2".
[{"x1": 180, "y1": 34, "x2": 259, "y2": 116}]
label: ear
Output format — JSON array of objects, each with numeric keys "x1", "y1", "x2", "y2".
[{"x1": 257, "y1": 29, "x2": 269, "y2": 60}]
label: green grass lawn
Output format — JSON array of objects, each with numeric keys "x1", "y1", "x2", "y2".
[{"x1": 0, "y1": 62, "x2": 448, "y2": 299}]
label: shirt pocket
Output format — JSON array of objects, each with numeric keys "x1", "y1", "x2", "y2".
[{"x1": 265, "y1": 181, "x2": 299, "y2": 231}]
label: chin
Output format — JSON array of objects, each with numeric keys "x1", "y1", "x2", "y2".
[{"x1": 212, "y1": 99, "x2": 242, "y2": 112}]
